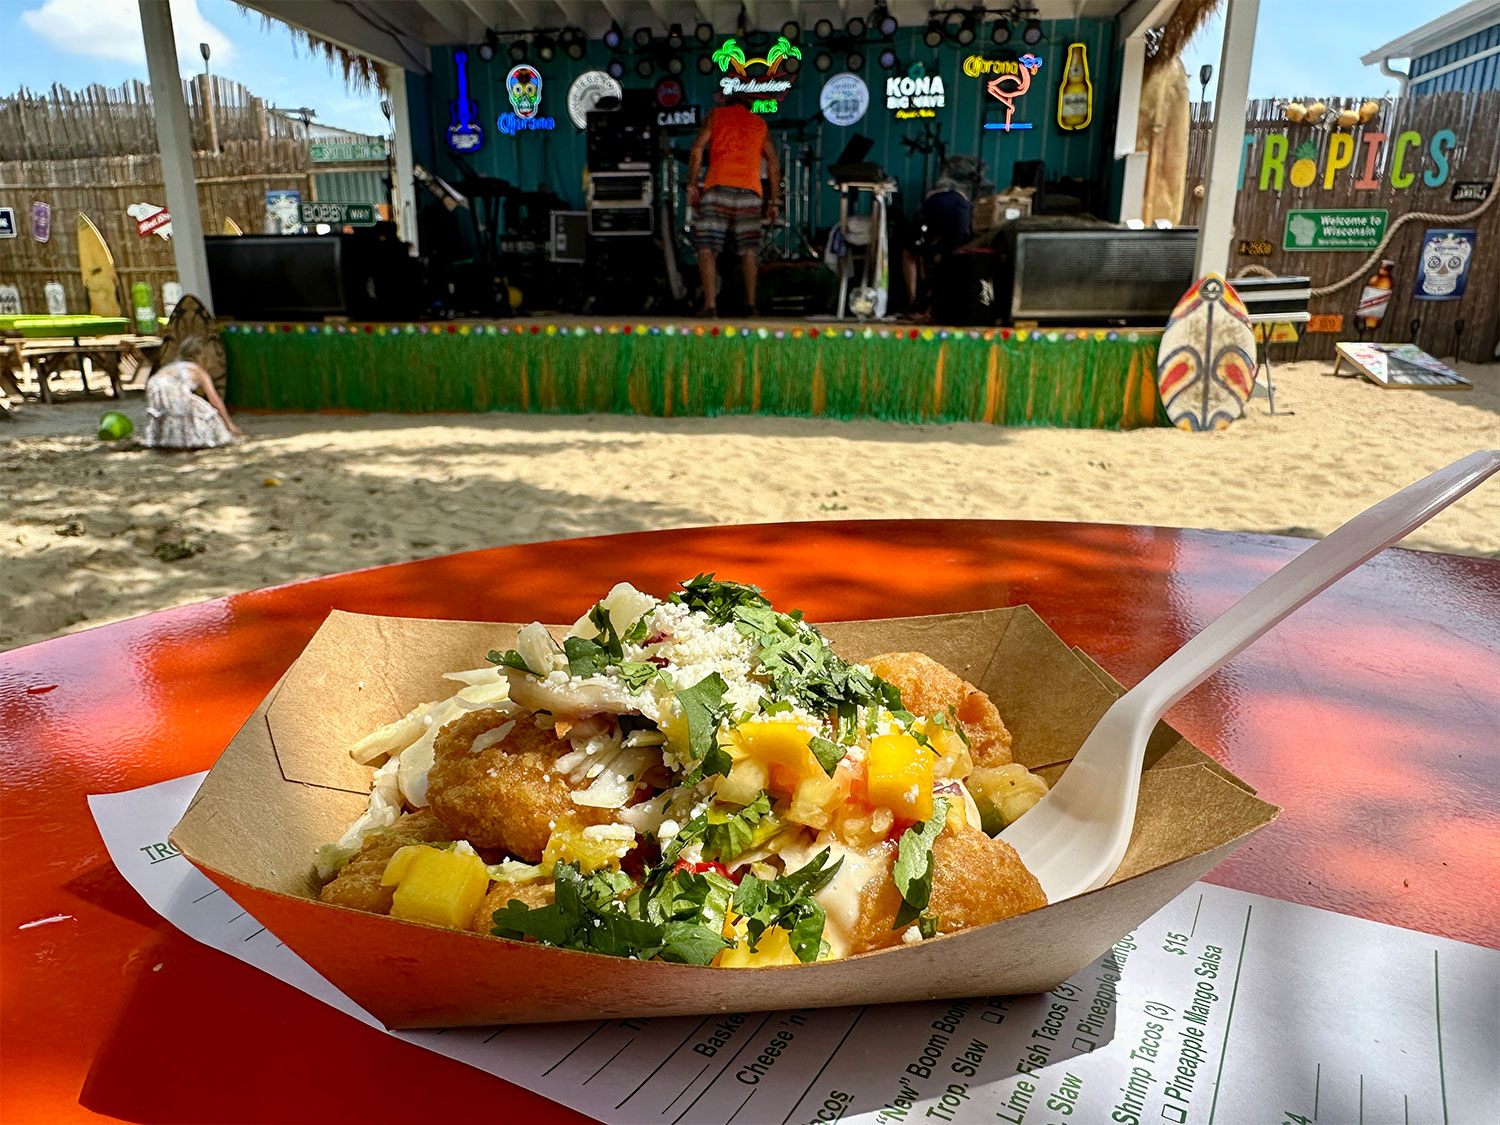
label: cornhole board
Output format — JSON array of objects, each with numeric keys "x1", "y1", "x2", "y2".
[
  {"x1": 1332, "y1": 342, "x2": 1472, "y2": 390},
  {"x1": 1156, "y1": 274, "x2": 1258, "y2": 431}
]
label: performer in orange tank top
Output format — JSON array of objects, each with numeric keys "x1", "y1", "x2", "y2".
[{"x1": 687, "y1": 95, "x2": 781, "y2": 316}]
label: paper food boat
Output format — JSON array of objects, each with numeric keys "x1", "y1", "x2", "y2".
[{"x1": 171, "y1": 607, "x2": 1278, "y2": 1029}]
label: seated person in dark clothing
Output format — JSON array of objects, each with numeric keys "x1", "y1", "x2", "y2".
[{"x1": 902, "y1": 177, "x2": 973, "y2": 319}]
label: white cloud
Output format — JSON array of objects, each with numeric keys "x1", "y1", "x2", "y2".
[{"x1": 20, "y1": 0, "x2": 234, "y2": 69}]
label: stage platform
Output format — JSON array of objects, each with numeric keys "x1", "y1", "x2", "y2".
[{"x1": 223, "y1": 316, "x2": 1168, "y2": 430}]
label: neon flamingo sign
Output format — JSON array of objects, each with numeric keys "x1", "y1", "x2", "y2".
[{"x1": 983, "y1": 53, "x2": 1042, "y2": 131}]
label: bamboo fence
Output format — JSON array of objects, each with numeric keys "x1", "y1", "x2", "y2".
[{"x1": 0, "y1": 78, "x2": 383, "y2": 316}]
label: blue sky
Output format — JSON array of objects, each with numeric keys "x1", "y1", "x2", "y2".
[{"x1": 0, "y1": 0, "x2": 1457, "y2": 133}]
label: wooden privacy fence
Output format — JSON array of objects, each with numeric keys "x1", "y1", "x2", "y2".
[
  {"x1": 1183, "y1": 91, "x2": 1499, "y2": 363},
  {"x1": 0, "y1": 141, "x2": 311, "y2": 315}
]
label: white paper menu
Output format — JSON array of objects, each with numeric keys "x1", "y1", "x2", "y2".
[{"x1": 89, "y1": 774, "x2": 1499, "y2": 1125}]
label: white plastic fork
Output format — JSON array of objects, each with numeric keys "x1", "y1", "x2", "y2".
[{"x1": 1001, "y1": 449, "x2": 1500, "y2": 904}]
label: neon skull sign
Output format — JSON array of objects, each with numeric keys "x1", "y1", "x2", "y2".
[
  {"x1": 506, "y1": 65, "x2": 542, "y2": 118},
  {"x1": 498, "y1": 64, "x2": 556, "y2": 134}
]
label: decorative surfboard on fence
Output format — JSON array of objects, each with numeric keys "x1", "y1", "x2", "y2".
[
  {"x1": 76, "y1": 211, "x2": 124, "y2": 317},
  {"x1": 1156, "y1": 274, "x2": 1257, "y2": 431}
]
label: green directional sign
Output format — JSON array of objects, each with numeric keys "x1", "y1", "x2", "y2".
[
  {"x1": 299, "y1": 202, "x2": 378, "y2": 227},
  {"x1": 309, "y1": 139, "x2": 388, "y2": 162},
  {"x1": 1283, "y1": 209, "x2": 1388, "y2": 252}
]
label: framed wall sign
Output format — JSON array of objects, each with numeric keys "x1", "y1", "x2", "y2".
[
  {"x1": 1413, "y1": 228, "x2": 1475, "y2": 301},
  {"x1": 568, "y1": 70, "x2": 622, "y2": 130},
  {"x1": 0, "y1": 207, "x2": 15, "y2": 239},
  {"x1": 821, "y1": 73, "x2": 869, "y2": 127}
]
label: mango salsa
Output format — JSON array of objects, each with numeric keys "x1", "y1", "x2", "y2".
[
  {"x1": 728, "y1": 722, "x2": 825, "y2": 789},
  {"x1": 866, "y1": 733, "x2": 936, "y2": 822},
  {"x1": 541, "y1": 822, "x2": 633, "y2": 874},
  {"x1": 381, "y1": 845, "x2": 490, "y2": 929},
  {"x1": 716, "y1": 912, "x2": 802, "y2": 967}
]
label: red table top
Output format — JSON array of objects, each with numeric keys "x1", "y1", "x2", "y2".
[{"x1": 3, "y1": 520, "x2": 1497, "y2": 1124}]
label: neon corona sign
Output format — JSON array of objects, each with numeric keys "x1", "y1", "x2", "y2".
[{"x1": 714, "y1": 36, "x2": 800, "y2": 114}]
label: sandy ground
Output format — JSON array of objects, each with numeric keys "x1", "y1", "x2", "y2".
[{"x1": 2, "y1": 358, "x2": 1497, "y2": 652}]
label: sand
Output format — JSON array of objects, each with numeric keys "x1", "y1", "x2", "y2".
[{"x1": 2, "y1": 358, "x2": 1497, "y2": 652}]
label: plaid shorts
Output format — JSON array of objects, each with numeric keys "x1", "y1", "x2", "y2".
[{"x1": 693, "y1": 185, "x2": 763, "y2": 253}]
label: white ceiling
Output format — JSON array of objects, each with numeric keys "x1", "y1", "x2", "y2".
[{"x1": 243, "y1": 0, "x2": 1144, "y2": 72}]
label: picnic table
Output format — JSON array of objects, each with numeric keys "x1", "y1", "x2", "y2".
[{"x1": 0, "y1": 332, "x2": 163, "y2": 404}]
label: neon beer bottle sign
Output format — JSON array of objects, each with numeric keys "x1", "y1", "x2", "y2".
[{"x1": 1056, "y1": 43, "x2": 1092, "y2": 131}]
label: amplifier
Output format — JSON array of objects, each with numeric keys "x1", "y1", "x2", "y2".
[
  {"x1": 550, "y1": 210, "x2": 587, "y2": 263},
  {"x1": 589, "y1": 208, "x2": 653, "y2": 236},
  {"x1": 1009, "y1": 228, "x2": 1197, "y2": 322},
  {"x1": 589, "y1": 172, "x2": 652, "y2": 207}
]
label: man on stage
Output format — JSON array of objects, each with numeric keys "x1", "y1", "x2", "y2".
[{"x1": 687, "y1": 94, "x2": 780, "y2": 317}]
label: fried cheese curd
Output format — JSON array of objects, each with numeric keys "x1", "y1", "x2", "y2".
[
  {"x1": 319, "y1": 809, "x2": 451, "y2": 914},
  {"x1": 865, "y1": 651, "x2": 1014, "y2": 767},
  {"x1": 843, "y1": 824, "x2": 1047, "y2": 955},
  {"x1": 425, "y1": 708, "x2": 615, "y2": 862},
  {"x1": 470, "y1": 879, "x2": 555, "y2": 934}
]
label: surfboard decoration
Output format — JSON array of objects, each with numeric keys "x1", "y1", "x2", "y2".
[
  {"x1": 447, "y1": 50, "x2": 485, "y2": 153},
  {"x1": 1156, "y1": 274, "x2": 1256, "y2": 431},
  {"x1": 223, "y1": 216, "x2": 243, "y2": 235},
  {"x1": 76, "y1": 211, "x2": 124, "y2": 317}
]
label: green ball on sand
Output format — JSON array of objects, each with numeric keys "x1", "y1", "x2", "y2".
[{"x1": 98, "y1": 411, "x2": 134, "y2": 441}]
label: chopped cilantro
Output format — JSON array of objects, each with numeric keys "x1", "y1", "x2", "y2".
[
  {"x1": 491, "y1": 863, "x2": 731, "y2": 966},
  {"x1": 563, "y1": 636, "x2": 609, "y2": 677},
  {"x1": 730, "y1": 848, "x2": 842, "y2": 962},
  {"x1": 808, "y1": 736, "x2": 847, "y2": 777},
  {"x1": 701, "y1": 792, "x2": 774, "y2": 863},
  {"x1": 486, "y1": 649, "x2": 533, "y2": 673},
  {"x1": 675, "y1": 673, "x2": 730, "y2": 781},
  {"x1": 892, "y1": 798, "x2": 949, "y2": 930},
  {"x1": 588, "y1": 604, "x2": 625, "y2": 661},
  {"x1": 672, "y1": 574, "x2": 773, "y2": 625},
  {"x1": 618, "y1": 661, "x2": 659, "y2": 691}
]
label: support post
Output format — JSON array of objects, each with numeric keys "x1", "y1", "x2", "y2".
[
  {"x1": 1194, "y1": 0, "x2": 1259, "y2": 277},
  {"x1": 138, "y1": 0, "x2": 213, "y2": 311},
  {"x1": 385, "y1": 64, "x2": 420, "y2": 253}
]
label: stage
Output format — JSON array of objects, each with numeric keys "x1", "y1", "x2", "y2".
[{"x1": 223, "y1": 317, "x2": 1168, "y2": 430}]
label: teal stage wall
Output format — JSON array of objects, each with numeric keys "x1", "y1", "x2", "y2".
[{"x1": 412, "y1": 19, "x2": 1122, "y2": 228}]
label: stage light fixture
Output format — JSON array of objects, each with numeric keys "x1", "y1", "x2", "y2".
[
  {"x1": 695, "y1": 21, "x2": 713, "y2": 42},
  {"x1": 697, "y1": 53, "x2": 713, "y2": 73},
  {"x1": 508, "y1": 39, "x2": 527, "y2": 61},
  {"x1": 847, "y1": 51, "x2": 864, "y2": 71},
  {"x1": 535, "y1": 33, "x2": 556, "y2": 61},
  {"x1": 636, "y1": 57, "x2": 654, "y2": 77},
  {"x1": 608, "y1": 58, "x2": 625, "y2": 78},
  {"x1": 667, "y1": 23, "x2": 684, "y2": 48},
  {"x1": 782, "y1": 20, "x2": 800, "y2": 40},
  {"x1": 923, "y1": 17, "x2": 944, "y2": 46},
  {"x1": 814, "y1": 18, "x2": 834, "y2": 38},
  {"x1": 872, "y1": 4, "x2": 897, "y2": 36},
  {"x1": 667, "y1": 55, "x2": 684, "y2": 74},
  {"x1": 783, "y1": 55, "x2": 800, "y2": 73},
  {"x1": 476, "y1": 39, "x2": 494, "y2": 62},
  {"x1": 1022, "y1": 18, "x2": 1043, "y2": 44},
  {"x1": 814, "y1": 50, "x2": 833, "y2": 71},
  {"x1": 846, "y1": 15, "x2": 866, "y2": 37},
  {"x1": 956, "y1": 15, "x2": 976, "y2": 44},
  {"x1": 633, "y1": 26, "x2": 653, "y2": 47},
  {"x1": 878, "y1": 47, "x2": 898, "y2": 69},
  {"x1": 562, "y1": 28, "x2": 585, "y2": 59},
  {"x1": 991, "y1": 18, "x2": 1011, "y2": 43},
  {"x1": 603, "y1": 21, "x2": 622, "y2": 49}
]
